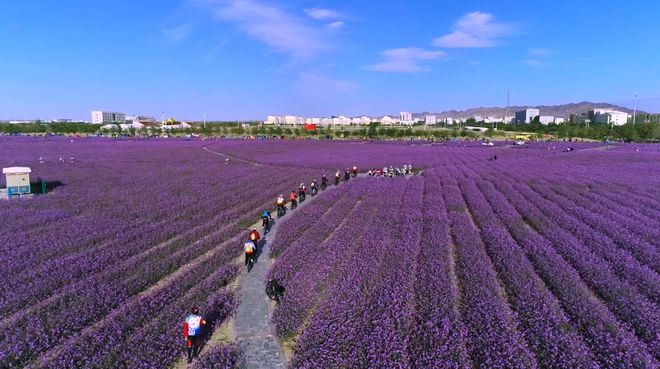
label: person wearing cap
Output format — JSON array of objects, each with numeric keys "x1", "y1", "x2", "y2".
[{"x1": 183, "y1": 307, "x2": 207, "y2": 363}]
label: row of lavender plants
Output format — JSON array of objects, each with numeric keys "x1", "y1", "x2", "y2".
[
  {"x1": 0, "y1": 137, "x2": 322, "y2": 367},
  {"x1": 265, "y1": 143, "x2": 658, "y2": 368}
]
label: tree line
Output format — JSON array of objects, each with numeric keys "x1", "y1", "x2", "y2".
[{"x1": 1, "y1": 120, "x2": 658, "y2": 142}]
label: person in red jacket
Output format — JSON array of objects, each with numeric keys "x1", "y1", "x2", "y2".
[
  {"x1": 289, "y1": 190, "x2": 297, "y2": 209},
  {"x1": 183, "y1": 306, "x2": 207, "y2": 363}
]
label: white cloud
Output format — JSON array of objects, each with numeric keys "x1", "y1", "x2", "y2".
[
  {"x1": 162, "y1": 24, "x2": 193, "y2": 42},
  {"x1": 198, "y1": 0, "x2": 329, "y2": 59},
  {"x1": 304, "y1": 7, "x2": 340, "y2": 20},
  {"x1": 529, "y1": 47, "x2": 556, "y2": 56},
  {"x1": 368, "y1": 47, "x2": 446, "y2": 73},
  {"x1": 296, "y1": 71, "x2": 355, "y2": 96},
  {"x1": 432, "y1": 12, "x2": 515, "y2": 48},
  {"x1": 327, "y1": 21, "x2": 345, "y2": 30},
  {"x1": 522, "y1": 59, "x2": 543, "y2": 67}
]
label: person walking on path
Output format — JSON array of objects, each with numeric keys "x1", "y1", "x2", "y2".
[
  {"x1": 184, "y1": 307, "x2": 207, "y2": 363},
  {"x1": 321, "y1": 174, "x2": 328, "y2": 190},
  {"x1": 335, "y1": 170, "x2": 341, "y2": 186}
]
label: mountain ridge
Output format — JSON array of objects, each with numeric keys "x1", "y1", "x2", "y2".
[{"x1": 413, "y1": 101, "x2": 644, "y2": 119}]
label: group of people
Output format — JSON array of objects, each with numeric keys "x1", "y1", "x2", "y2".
[
  {"x1": 367, "y1": 164, "x2": 415, "y2": 177},
  {"x1": 248, "y1": 164, "x2": 360, "y2": 272},
  {"x1": 38, "y1": 156, "x2": 75, "y2": 163},
  {"x1": 185, "y1": 164, "x2": 365, "y2": 363},
  {"x1": 334, "y1": 164, "x2": 359, "y2": 184}
]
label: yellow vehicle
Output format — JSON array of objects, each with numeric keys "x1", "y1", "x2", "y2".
[{"x1": 514, "y1": 132, "x2": 535, "y2": 140}]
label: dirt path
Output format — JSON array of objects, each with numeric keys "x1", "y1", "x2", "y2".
[
  {"x1": 233, "y1": 184, "x2": 352, "y2": 368},
  {"x1": 202, "y1": 144, "x2": 261, "y2": 166},
  {"x1": 170, "y1": 179, "x2": 356, "y2": 369}
]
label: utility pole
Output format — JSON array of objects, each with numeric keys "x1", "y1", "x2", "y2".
[
  {"x1": 203, "y1": 113, "x2": 206, "y2": 129},
  {"x1": 161, "y1": 112, "x2": 164, "y2": 124},
  {"x1": 505, "y1": 89, "x2": 510, "y2": 124},
  {"x1": 632, "y1": 93, "x2": 637, "y2": 125}
]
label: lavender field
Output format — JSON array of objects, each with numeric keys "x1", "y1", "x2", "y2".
[
  {"x1": 1, "y1": 137, "x2": 659, "y2": 368},
  {"x1": 267, "y1": 142, "x2": 660, "y2": 368}
]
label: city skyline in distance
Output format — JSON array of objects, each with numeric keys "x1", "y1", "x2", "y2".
[{"x1": 1, "y1": 1, "x2": 659, "y2": 120}]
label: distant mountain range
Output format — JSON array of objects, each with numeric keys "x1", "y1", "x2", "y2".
[{"x1": 414, "y1": 101, "x2": 644, "y2": 119}]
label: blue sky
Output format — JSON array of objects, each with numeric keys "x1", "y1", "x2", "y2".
[{"x1": 1, "y1": 0, "x2": 659, "y2": 120}]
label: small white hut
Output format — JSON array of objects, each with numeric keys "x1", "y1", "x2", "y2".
[{"x1": 3, "y1": 167, "x2": 32, "y2": 197}]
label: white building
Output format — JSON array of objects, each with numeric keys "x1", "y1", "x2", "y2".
[
  {"x1": 539, "y1": 115, "x2": 555, "y2": 125},
  {"x1": 91, "y1": 111, "x2": 125, "y2": 124},
  {"x1": 161, "y1": 122, "x2": 191, "y2": 130},
  {"x1": 332, "y1": 116, "x2": 352, "y2": 125},
  {"x1": 357, "y1": 116, "x2": 372, "y2": 125},
  {"x1": 284, "y1": 115, "x2": 304, "y2": 125},
  {"x1": 126, "y1": 115, "x2": 156, "y2": 125},
  {"x1": 589, "y1": 109, "x2": 629, "y2": 126},
  {"x1": 380, "y1": 115, "x2": 399, "y2": 125},
  {"x1": 399, "y1": 112, "x2": 413, "y2": 125},
  {"x1": 7, "y1": 120, "x2": 35, "y2": 124},
  {"x1": 265, "y1": 115, "x2": 283, "y2": 125},
  {"x1": 555, "y1": 117, "x2": 566, "y2": 124},
  {"x1": 349, "y1": 116, "x2": 372, "y2": 125},
  {"x1": 445, "y1": 117, "x2": 455, "y2": 125},
  {"x1": 116, "y1": 122, "x2": 146, "y2": 131},
  {"x1": 514, "y1": 109, "x2": 540, "y2": 124}
]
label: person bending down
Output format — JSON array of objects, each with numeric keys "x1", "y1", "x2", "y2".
[{"x1": 265, "y1": 278, "x2": 285, "y2": 304}]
